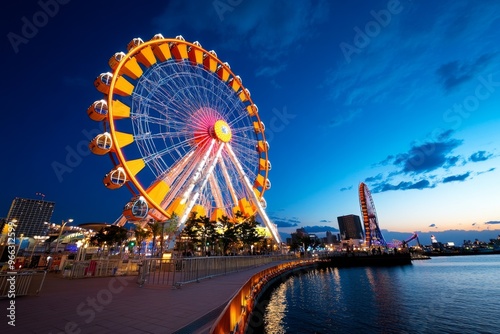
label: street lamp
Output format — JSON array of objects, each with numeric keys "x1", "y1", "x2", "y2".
[
  {"x1": 29, "y1": 235, "x2": 49, "y2": 268},
  {"x1": 54, "y1": 218, "x2": 73, "y2": 253},
  {"x1": 15, "y1": 233, "x2": 25, "y2": 258}
]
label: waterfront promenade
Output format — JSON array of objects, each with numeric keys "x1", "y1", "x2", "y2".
[{"x1": 0, "y1": 263, "x2": 278, "y2": 334}]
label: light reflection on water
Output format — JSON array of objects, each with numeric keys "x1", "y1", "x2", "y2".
[{"x1": 260, "y1": 255, "x2": 500, "y2": 334}]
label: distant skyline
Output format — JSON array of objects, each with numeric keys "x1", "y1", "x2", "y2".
[{"x1": 1, "y1": 0, "x2": 499, "y2": 236}]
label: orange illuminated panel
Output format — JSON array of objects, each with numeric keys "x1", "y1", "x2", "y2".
[
  {"x1": 152, "y1": 43, "x2": 172, "y2": 62},
  {"x1": 188, "y1": 47, "x2": 204, "y2": 65},
  {"x1": 217, "y1": 66, "x2": 230, "y2": 82},
  {"x1": 135, "y1": 45, "x2": 157, "y2": 67},
  {"x1": 254, "y1": 174, "x2": 266, "y2": 188},
  {"x1": 114, "y1": 76, "x2": 134, "y2": 96},
  {"x1": 203, "y1": 55, "x2": 217, "y2": 72},
  {"x1": 120, "y1": 57, "x2": 143, "y2": 79},
  {"x1": 166, "y1": 197, "x2": 186, "y2": 217},
  {"x1": 146, "y1": 180, "x2": 170, "y2": 206},
  {"x1": 171, "y1": 43, "x2": 188, "y2": 60},
  {"x1": 210, "y1": 208, "x2": 225, "y2": 222},
  {"x1": 246, "y1": 105, "x2": 257, "y2": 117},
  {"x1": 191, "y1": 204, "x2": 206, "y2": 218}
]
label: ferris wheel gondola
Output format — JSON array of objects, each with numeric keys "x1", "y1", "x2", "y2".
[{"x1": 87, "y1": 34, "x2": 280, "y2": 243}]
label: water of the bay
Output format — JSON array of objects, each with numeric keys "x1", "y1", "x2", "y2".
[{"x1": 251, "y1": 255, "x2": 500, "y2": 334}]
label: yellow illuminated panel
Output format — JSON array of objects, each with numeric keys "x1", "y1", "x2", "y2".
[
  {"x1": 146, "y1": 180, "x2": 170, "y2": 206},
  {"x1": 114, "y1": 76, "x2": 134, "y2": 96},
  {"x1": 112, "y1": 100, "x2": 131, "y2": 119},
  {"x1": 126, "y1": 158, "x2": 146, "y2": 176},
  {"x1": 152, "y1": 43, "x2": 172, "y2": 62},
  {"x1": 114, "y1": 131, "x2": 134, "y2": 148},
  {"x1": 136, "y1": 45, "x2": 157, "y2": 67}
]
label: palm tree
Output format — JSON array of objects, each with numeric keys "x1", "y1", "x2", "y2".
[
  {"x1": 237, "y1": 215, "x2": 264, "y2": 254},
  {"x1": 195, "y1": 216, "x2": 216, "y2": 256},
  {"x1": 161, "y1": 213, "x2": 179, "y2": 255},
  {"x1": 134, "y1": 225, "x2": 151, "y2": 255},
  {"x1": 217, "y1": 215, "x2": 237, "y2": 255},
  {"x1": 90, "y1": 225, "x2": 129, "y2": 253},
  {"x1": 147, "y1": 219, "x2": 162, "y2": 257}
]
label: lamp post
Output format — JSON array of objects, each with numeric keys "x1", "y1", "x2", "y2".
[
  {"x1": 54, "y1": 218, "x2": 73, "y2": 253},
  {"x1": 15, "y1": 233, "x2": 24, "y2": 258},
  {"x1": 29, "y1": 235, "x2": 49, "y2": 268}
]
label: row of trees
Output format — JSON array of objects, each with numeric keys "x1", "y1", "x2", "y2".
[
  {"x1": 180, "y1": 212, "x2": 266, "y2": 256},
  {"x1": 88, "y1": 212, "x2": 268, "y2": 257}
]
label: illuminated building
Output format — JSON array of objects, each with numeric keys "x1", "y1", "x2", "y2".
[
  {"x1": 6, "y1": 197, "x2": 55, "y2": 237},
  {"x1": 337, "y1": 214, "x2": 364, "y2": 241}
]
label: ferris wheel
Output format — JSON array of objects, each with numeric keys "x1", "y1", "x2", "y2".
[
  {"x1": 87, "y1": 34, "x2": 280, "y2": 244},
  {"x1": 358, "y1": 182, "x2": 387, "y2": 247}
]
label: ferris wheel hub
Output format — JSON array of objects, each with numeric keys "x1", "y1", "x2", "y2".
[{"x1": 212, "y1": 120, "x2": 232, "y2": 143}]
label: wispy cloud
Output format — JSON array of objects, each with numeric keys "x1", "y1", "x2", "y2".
[
  {"x1": 365, "y1": 174, "x2": 384, "y2": 182},
  {"x1": 301, "y1": 225, "x2": 339, "y2": 233},
  {"x1": 485, "y1": 221, "x2": 500, "y2": 225},
  {"x1": 469, "y1": 150, "x2": 493, "y2": 162},
  {"x1": 327, "y1": 108, "x2": 362, "y2": 128},
  {"x1": 477, "y1": 167, "x2": 495, "y2": 175},
  {"x1": 436, "y1": 53, "x2": 497, "y2": 92},
  {"x1": 384, "y1": 130, "x2": 463, "y2": 174},
  {"x1": 371, "y1": 179, "x2": 434, "y2": 193},
  {"x1": 366, "y1": 130, "x2": 497, "y2": 193},
  {"x1": 153, "y1": 0, "x2": 329, "y2": 76},
  {"x1": 340, "y1": 185, "x2": 353, "y2": 192},
  {"x1": 442, "y1": 172, "x2": 470, "y2": 183},
  {"x1": 323, "y1": 1, "x2": 500, "y2": 125},
  {"x1": 269, "y1": 215, "x2": 301, "y2": 228}
]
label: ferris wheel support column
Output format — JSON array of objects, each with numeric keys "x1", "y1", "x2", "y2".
[
  {"x1": 225, "y1": 144, "x2": 281, "y2": 245},
  {"x1": 218, "y1": 156, "x2": 239, "y2": 205},
  {"x1": 178, "y1": 143, "x2": 226, "y2": 230},
  {"x1": 179, "y1": 139, "x2": 217, "y2": 208},
  {"x1": 208, "y1": 174, "x2": 225, "y2": 210}
]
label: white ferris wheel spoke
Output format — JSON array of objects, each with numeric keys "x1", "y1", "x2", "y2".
[
  {"x1": 178, "y1": 141, "x2": 225, "y2": 228},
  {"x1": 178, "y1": 139, "x2": 216, "y2": 207},
  {"x1": 225, "y1": 144, "x2": 281, "y2": 244},
  {"x1": 217, "y1": 154, "x2": 240, "y2": 206},
  {"x1": 208, "y1": 174, "x2": 225, "y2": 210}
]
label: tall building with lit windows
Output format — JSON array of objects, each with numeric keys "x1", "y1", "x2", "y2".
[
  {"x1": 6, "y1": 197, "x2": 55, "y2": 237},
  {"x1": 337, "y1": 214, "x2": 364, "y2": 241}
]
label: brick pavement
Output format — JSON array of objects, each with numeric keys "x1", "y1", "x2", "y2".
[{"x1": 0, "y1": 263, "x2": 278, "y2": 334}]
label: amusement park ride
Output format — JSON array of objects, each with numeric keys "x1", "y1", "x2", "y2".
[
  {"x1": 358, "y1": 182, "x2": 388, "y2": 247},
  {"x1": 359, "y1": 182, "x2": 420, "y2": 248},
  {"x1": 86, "y1": 34, "x2": 281, "y2": 244}
]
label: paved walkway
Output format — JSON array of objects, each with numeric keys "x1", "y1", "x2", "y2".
[{"x1": 0, "y1": 263, "x2": 278, "y2": 334}]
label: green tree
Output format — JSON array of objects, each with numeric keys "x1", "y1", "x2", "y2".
[
  {"x1": 159, "y1": 213, "x2": 179, "y2": 256},
  {"x1": 196, "y1": 215, "x2": 216, "y2": 255},
  {"x1": 216, "y1": 215, "x2": 238, "y2": 255},
  {"x1": 177, "y1": 212, "x2": 198, "y2": 256},
  {"x1": 147, "y1": 219, "x2": 162, "y2": 256},
  {"x1": 290, "y1": 229, "x2": 312, "y2": 254},
  {"x1": 237, "y1": 215, "x2": 264, "y2": 253},
  {"x1": 134, "y1": 225, "x2": 151, "y2": 255},
  {"x1": 90, "y1": 225, "x2": 128, "y2": 252}
]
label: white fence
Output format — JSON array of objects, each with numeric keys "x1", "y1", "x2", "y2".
[
  {"x1": 137, "y1": 254, "x2": 297, "y2": 287},
  {"x1": 0, "y1": 270, "x2": 47, "y2": 298}
]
